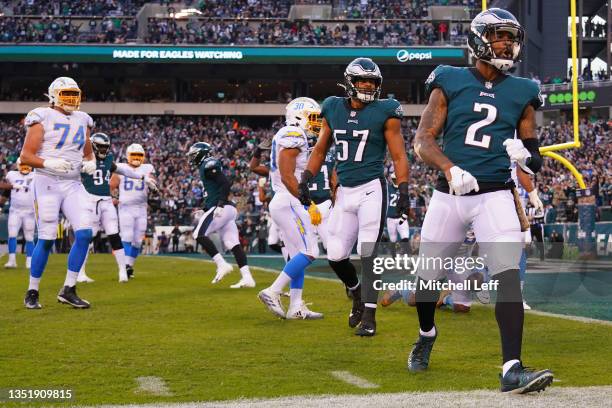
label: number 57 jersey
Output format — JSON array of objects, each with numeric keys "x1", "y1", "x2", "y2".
[
  {"x1": 118, "y1": 163, "x2": 155, "y2": 206},
  {"x1": 425, "y1": 64, "x2": 542, "y2": 184}
]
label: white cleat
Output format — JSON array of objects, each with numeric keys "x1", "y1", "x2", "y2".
[
  {"x1": 4, "y1": 261, "x2": 17, "y2": 269},
  {"x1": 212, "y1": 262, "x2": 233, "y2": 284},
  {"x1": 118, "y1": 269, "x2": 129, "y2": 283},
  {"x1": 230, "y1": 276, "x2": 256, "y2": 288},
  {"x1": 523, "y1": 301, "x2": 532, "y2": 310},
  {"x1": 476, "y1": 289, "x2": 491, "y2": 304},
  {"x1": 77, "y1": 273, "x2": 95, "y2": 283},
  {"x1": 286, "y1": 302, "x2": 324, "y2": 320},
  {"x1": 257, "y1": 288, "x2": 286, "y2": 318}
]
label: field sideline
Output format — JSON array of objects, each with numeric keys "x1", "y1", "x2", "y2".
[{"x1": 0, "y1": 254, "x2": 611, "y2": 407}]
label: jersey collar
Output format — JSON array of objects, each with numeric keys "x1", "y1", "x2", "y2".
[{"x1": 468, "y1": 67, "x2": 508, "y2": 88}]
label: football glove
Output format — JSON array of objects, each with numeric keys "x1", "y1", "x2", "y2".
[
  {"x1": 503, "y1": 139, "x2": 533, "y2": 174},
  {"x1": 81, "y1": 160, "x2": 96, "y2": 175},
  {"x1": 307, "y1": 201, "x2": 322, "y2": 226},
  {"x1": 43, "y1": 158, "x2": 72, "y2": 173},
  {"x1": 144, "y1": 176, "x2": 158, "y2": 192},
  {"x1": 258, "y1": 177, "x2": 267, "y2": 188},
  {"x1": 528, "y1": 189, "x2": 544, "y2": 214},
  {"x1": 396, "y1": 182, "x2": 410, "y2": 224},
  {"x1": 298, "y1": 170, "x2": 314, "y2": 206},
  {"x1": 448, "y1": 166, "x2": 479, "y2": 196},
  {"x1": 11, "y1": 183, "x2": 23, "y2": 191}
]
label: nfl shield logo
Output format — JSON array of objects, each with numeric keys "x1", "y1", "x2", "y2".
[
  {"x1": 350, "y1": 111, "x2": 357, "y2": 117},
  {"x1": 485, "y1": 81, "x2": 493, "y2": 89}
]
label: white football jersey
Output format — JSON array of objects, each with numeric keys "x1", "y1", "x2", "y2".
[
  {"x1": 118, "y1": 163, "x2": 155, "y2": 206},
  {"x1": 24, "y1": 107, "x2": 94, "y2": 180},
  {"x1": 5, "y1": 170, "x2": 34, "y2": 210},
  {"x1": 270, "y1": 125, "x2": 309, "y2": 195}
]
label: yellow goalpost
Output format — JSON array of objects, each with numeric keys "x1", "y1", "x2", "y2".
[{"x1": 482, "y1": 0, "x2": 586, "y2": 189}]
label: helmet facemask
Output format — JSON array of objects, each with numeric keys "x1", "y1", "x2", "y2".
[
  {"x1": 128, "y1": 152, "x2": 144, "y2": 167},
  {"x1": 345, "y1": 75, "x2": 382, "y2": 103},
  {"x1": 56, "y1": 89, "x2": 81, "y2": 112}
]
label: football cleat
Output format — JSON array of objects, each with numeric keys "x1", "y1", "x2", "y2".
[
  {"x1": 355, "y1": 307, "x2": 376, "y2": 336},
  {"x1": 348, "y1": 284, "x2": 363, "y2": 328},
  {"x1": 407, "y1": 327, "x2": 438, "y2": 372},
  {"x1": 4, "y1": 260, "x2": 17, "y2": 269},
  {"x1": 523, "y1": 301, "x2": 531, "y2": 310},
  {"x1": 118, "y1": 267, "x2": 128, "y2": 282},
  {"x1": 212, "y1": 262, "x2": 233, "y2": 284},
  {"x1": 57, "y1": 286, "x2": 90, "y2": 309},
  {"x1": 286, "y1": 302, "x2": 324, "y2": 320},
  {"x1": 24, "y1": 289, "x2": 42, "y2": 309},
  {"x1": 230, "y1": 276, "x2": 256, "y2": 289},
  {"x1": 381, "y1": 289, "x2": 402, "y2": 307},
  {"x1": 77, "y1": 272, "x2": 95, "y2": 283},
  {"x1": 476, "y1": 289, "x2": 491, "y2": 304},
  {"x1": 500, "y1": 362, "x2": 553, "y2": 394},
  {"x1": 126, "y1": 265, "x2": 134, "y2": 279},
  {"x1": 257, "y1": 288, "x2": 286, "y2": 318}
]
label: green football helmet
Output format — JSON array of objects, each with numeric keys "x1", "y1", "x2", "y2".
[{"x1": 187, "y1": 142, "x2": 212, "y2": 166}]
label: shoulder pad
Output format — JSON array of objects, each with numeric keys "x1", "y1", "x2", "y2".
[
  {"x1": 424, "y1": 65, "x2": 453, "y2": 99},
  {"x1": 277, "y1": 127, "x2": 307, "y2": 149},
  {"x1": 321, "y1": 96, "x2": 340, "y2": 118},
  {"x1": 203, "y1": 159, "x2": 219, "y2": 170},
  {"x1": 79, "y1": 111, "x2": 95, "y2": 128},
  {"x1": 24, "y1": 107, "x2": 47, "y2": 127}
]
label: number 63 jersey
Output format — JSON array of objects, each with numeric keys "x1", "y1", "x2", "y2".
[
  {"x1": 425, "y1": 64, "x2": 542, "y2": 184},
  {"x1": 118, "y1": 163, "x2": 155, "y2": 206}
]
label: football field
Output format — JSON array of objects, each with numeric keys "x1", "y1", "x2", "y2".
[{"x1": 1, "y1": 254, "x2": 611, "y2": 407}]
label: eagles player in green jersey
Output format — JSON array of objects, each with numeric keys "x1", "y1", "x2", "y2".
[
  {"x1": 408, "y1": 8, "x2": 552, "y2": 394},
  {"x1": 308, "y1": 143, "x2": 335, "y2": 250},
  {"x1": 78, "y1": 133, "x2": 151, "y2": 283},
  {"x1": 299, "y1": 58, "x2": 411, "y2": 337},
  {"x1": 188, "y1": 142, "x2": 255, "y2": 288}
]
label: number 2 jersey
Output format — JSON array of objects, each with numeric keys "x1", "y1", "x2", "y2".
[
  {"x1": 425, "y1": 65, "x2": 541, "y2": 187},
  {"x1": 269, "y1": 125, "x2": 309, "y2": 195},
  {"x1": 118, "y1": 163, "x2": 155, "y2": 206},
  {"x1": 24, "y1": 107, "x2": 94, "y2": 180}
]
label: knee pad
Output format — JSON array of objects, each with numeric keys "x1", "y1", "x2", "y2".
[{"x1": 108, "y1": 233, "x2": 123, "y2": 251}]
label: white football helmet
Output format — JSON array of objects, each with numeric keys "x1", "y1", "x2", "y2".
[
  {"x1": 126, "y1": 143, "x2": 145, "y2": 167},
  {"x1": 16, "y1": 158, "x2": 32, "y2": 175},
  {"x1": 47, "y1": 77, "x2": 81, "y2": 112},
  {"x1": 285, "y1": 97, "x2": 322, "y2": 138}
]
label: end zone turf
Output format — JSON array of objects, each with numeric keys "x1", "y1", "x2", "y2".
[{"x1": 0, "y1": 254, "x2": 610, "y2": 407}]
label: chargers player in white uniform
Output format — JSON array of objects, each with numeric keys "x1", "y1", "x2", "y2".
[
  {"x1": 20, "y1": 76, "x2": 97, "y2": 309},
  {"x1": 110, "y1": 143, "x2": 157, "y2": 278},
  {"x1": 3, "y1": 159, "x2": 35, "y2": 269},
  {"x1": 257, "y1": 97, "x2": 324, "y2": 320}
]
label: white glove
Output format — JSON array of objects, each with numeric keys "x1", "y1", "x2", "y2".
[
  {"x1": 214, "y1": 205, "x2": 224, "y2": 218},
  {"x1": 258, "y1": 177, "x2": 267, "y2": 188},
  {"x1": 43, "y1": 158, "x2": 72, "y2": 173},
  {"x1": 448, "y1": 166, "x2": 479, "y2": 196},
  {"x1": 11, "y1": 183, "x2": 23, "y2": 191},
  {"x1": 144, "y1": 177, "x2": 158, "y2": 192},
  {"x1": 81, "y1": 160, "x2": 96, "y2": 175},
  {"x1": 528, "y1": 189, "x2": 544, "y2": 215},
  {"x1": 503, "y1": 139, "x2": 533, "y2": 174}
]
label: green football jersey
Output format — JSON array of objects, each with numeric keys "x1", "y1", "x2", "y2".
[
  {"x1": 82, "y1": 154, "x2": 114, "y2": 197},
  {"x1": 387, "y1": 181, "x2": 399, "y2": 218},
  {"x1": 199, "y1": 157, "x2": 224, "y2": 209},
  {"x1": 425, "y1": 65, "x2": 542, "y2": 184},
  {"x1": 321, "y1": 96, "x2": 403, "y2": 187},
  {"x1": 308, "y1": 148, "x2": 334, "y2": 202}
]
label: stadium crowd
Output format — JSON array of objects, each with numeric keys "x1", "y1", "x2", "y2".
[{"x1": 1, "y1": 115, "x2": 610, "y2": 253}]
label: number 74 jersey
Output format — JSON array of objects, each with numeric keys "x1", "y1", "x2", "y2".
[
  {"x1": 118, "y1": 163, "x2": 155, "y2": 206},
  {"x1": 425, "y1": 64, "x2": 542, "y2": 184}
]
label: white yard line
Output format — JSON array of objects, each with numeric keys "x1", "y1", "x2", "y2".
[
  {"x1": 135, "y1": 377, "x2": 173, "y2": 397},
  {"x1": 89, "y1": 386, "x2": 612, "y2": 408},
  {"x1": 330, "y1": 370, "x2": 379, "y2": 389}
]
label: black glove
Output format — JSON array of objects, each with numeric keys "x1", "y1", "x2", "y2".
[
  {"x1": 298, "y1": 170, "x2": 314, "y2": 206},
  {"x1": 396, "y1": 182, "x2": 410, "y2": 223}
]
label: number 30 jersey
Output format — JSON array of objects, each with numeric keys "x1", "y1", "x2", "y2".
[
  {"x1": 425, "y1": 65, "x2": 542, "y2": 184},
  {"x1": 269, "y1": 125, "x2": 309, "y2": 195},
  {"x1": 118, "y1": 163, "x2": 155, "y2": 206},
  {"x1": 24, "y1": 107, "x2": 94, "y2": 180}
]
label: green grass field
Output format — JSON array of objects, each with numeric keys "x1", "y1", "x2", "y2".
[{"x1": 1, "y1": 254, "x2": 611, "y2": 407}]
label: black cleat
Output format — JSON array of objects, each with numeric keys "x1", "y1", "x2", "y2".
[
  {"x1": 348, "y1": 284, "x2": 363, "y2": 328},
  {"x1": 355, "y1": 306, "x2": 376, "y2": 336},
  {"x1": 126, "y1": 265, "x2": 134, "y2": 279},
  {"x1": 57, "y1": 286, "x2": 90, "y2": 309},
  {"x1": 407, "y1": 327, "x2": 437, "y2": 372},
  {"x1": 24, "y1": 289, "x2": 42, "y2": 309},
  {"x1": 500, "y1": 362, "x2": 553, "y2": 394}
]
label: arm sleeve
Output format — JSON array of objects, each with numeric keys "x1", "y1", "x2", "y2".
[{"x1": 114, "y1": 162, "x2": 143, "y2": 179}]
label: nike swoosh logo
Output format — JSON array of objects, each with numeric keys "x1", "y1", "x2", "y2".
[
  {"x1": 364, "y1": 328, "x2": 374, "y2": 333},
  {"x1": 365, "y1": 191, "x2": 374, "y2": 196}
]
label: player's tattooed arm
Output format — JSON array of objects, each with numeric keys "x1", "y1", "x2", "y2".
[
  {"x1": 517, "y1": 167, "x2": 535, "y2": 192},
  {"x1": 304, "y1": 118, "x2": 332, "y2": 179},
  {"x1": 414, "y1": 88, "x2": 454, "y2": 179},
  {"x1": 384, "y1": 117, "x2": 409, "y2": 185},
  {"x1": 278, "y1": 147, "x2": 301, "y2": 198},
  {"x1": 20, "y1": 123, "x2": 45, "y2": 168}
]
